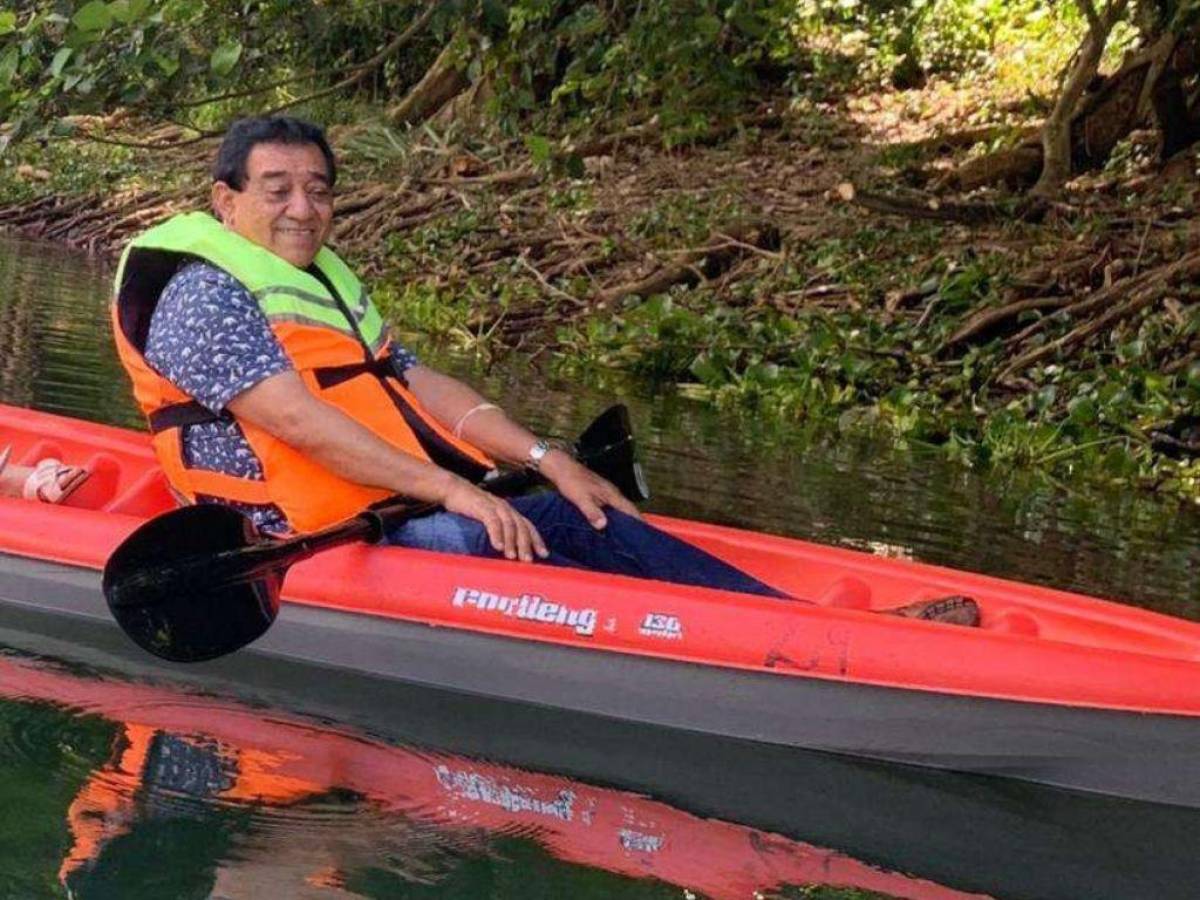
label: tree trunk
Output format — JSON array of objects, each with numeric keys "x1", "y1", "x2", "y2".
[
  {"x1": 386, "y1": 38, "x2": 471, "y2": 127},
  {"x1": 945, "y1": 30, "x2": 1198, "y2": 192},
  {"x1": 1032, "y1": 0, "x2": 1129, "y2": 197}
]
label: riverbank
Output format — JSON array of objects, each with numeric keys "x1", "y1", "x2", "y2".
[{"x1": 1, "y1": 81, "x2": 1197, "y2": 502}]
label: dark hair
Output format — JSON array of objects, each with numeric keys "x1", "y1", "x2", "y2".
[{"x1": 212, "y1": 116, "x2": 337, "y2": 190}]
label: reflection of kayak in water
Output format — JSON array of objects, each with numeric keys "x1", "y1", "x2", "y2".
[
  {"x1": 0, "y1": 655, "x2": 978, "y2": 900},
  {"x1": 4, "y1": 403, "x2": 1200, "y2": 808}
]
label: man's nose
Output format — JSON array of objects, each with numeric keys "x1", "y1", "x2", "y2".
[{"x1": 285, "y1": 188, "x2": 316, "y2": 219}]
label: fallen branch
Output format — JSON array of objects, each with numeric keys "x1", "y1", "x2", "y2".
[
  {"x1": 595, "y1": 222, "x2": 780, "y2": 306},
  {"x1": 942, "y1": 295, "x2": 1075, "y2": 352},
  {"x1": 996, "y1": 248, "x2": 1200, "y2": 382},
  {"x1": 853, "y1": 189, "x2": 1045, "y2": 225},
  {"x1": 516, "y1": 254, "x2": 586, "y2": 308}
]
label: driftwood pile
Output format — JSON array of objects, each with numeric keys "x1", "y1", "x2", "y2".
[
  {"x1": 0, "y1": 100, "x2": 1195, "y2": 397},
  {"x1": 0, "y1": 133, "x2": 785, "y2": 352}
]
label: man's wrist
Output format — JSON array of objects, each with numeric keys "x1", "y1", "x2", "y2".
[{"x1": 536, "y1": 446, "x2": 574, "y2": 478}]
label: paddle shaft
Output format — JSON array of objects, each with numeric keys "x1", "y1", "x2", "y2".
[{"x1": 125, "y1": 422, "x2": 638, "y2": 607}]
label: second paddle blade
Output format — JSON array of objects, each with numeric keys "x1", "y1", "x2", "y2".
[
  {"x1": 103, "y1": 504, "x2": 284, "y2": 663},
  {"x1": 577, "y1": 404, "x2": 650, "y2": 502}
]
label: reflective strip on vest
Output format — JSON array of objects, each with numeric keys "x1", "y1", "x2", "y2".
[{"x1": 255, "y1": 284, "x2": 387, "y2": 355}]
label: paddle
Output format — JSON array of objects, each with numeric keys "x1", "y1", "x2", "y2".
[{"x1": 103, "y1": 405, "x2": 649, "y2": 663}]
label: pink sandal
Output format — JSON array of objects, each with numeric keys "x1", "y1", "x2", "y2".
[{"x1": 22, "y1": 458, "x2": 90, "y2": 504}]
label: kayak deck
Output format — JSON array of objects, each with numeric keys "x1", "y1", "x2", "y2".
[{"x1": 2, "y1": 401, "x2": 1200, "y2": 720}]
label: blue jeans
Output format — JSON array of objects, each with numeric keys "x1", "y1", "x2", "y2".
[{"x1": 384, "y1": 491, "x2": 788, "y2": 598}]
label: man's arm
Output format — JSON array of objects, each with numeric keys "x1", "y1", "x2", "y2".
[
  {"x1": 404, "y1": 365, "x2": 641, "y2": 529},
  {"x1": 227, "y1": 372, "x2": 547, "y2": 561}
]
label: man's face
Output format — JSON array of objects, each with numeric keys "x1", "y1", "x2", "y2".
[{"x1": 211, "y1": 142, "x2": 333, "y2": 268}]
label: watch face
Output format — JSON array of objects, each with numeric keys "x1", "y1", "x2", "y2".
[{"x1": 528, "y1": 440, "x2": 550, "y2": 468}]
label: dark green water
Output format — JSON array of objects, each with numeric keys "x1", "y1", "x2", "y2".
[{"x1": 2, "y1": 234, "x2": 1200, "y2": 899}]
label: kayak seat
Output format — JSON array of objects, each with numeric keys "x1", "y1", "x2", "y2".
[
  {"x1": 990, "y1": 609, "x2": 1041, "y2": 637},
  {"x1": 15, "y1": 439, "x2": 62, "y2": 467},
  {"x1": 104, "y1": 468, "x2": 175, "y2": 517},
  {"x1": 61, "y1": 453, "x2": 122, "y2": 510},
  {"x1": 816, "y1": 577, "x2": 873, "y2": 610}
]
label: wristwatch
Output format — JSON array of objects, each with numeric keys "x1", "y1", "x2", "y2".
[{"x1": 526, "y1": 439, "x2": 552, "y2": 471}]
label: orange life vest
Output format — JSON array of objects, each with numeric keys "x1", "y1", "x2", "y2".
[{"x1": 111, "y1": 212, "x2": 492, "y2": 532}]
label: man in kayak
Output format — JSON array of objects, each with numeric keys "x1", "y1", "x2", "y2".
[{"x1": 111, "y1": 116, "x2": 976, "y2": 625}]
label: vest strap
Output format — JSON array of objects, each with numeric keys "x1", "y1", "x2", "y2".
[
  {"x1": 313, "y1": 357, "x2": 399, "y2": 390},
  {"x1": 147, "y1": 401, "x2": 226, "y2": 434}
]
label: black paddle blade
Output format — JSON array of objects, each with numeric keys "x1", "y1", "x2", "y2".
[
  {"x1": 576, "y1": 405, "x2": 650, "y2": 502},
  {"x1": 103, "y1": 504, "x2": 284, "y2": 663}
]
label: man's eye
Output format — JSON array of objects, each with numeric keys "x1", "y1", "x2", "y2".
[{"x1": 268, "y1": 190, "x2": 289, "y2": 200}]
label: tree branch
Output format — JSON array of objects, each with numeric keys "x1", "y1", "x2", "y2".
[
  {"x1": 1077, "y1": 0, "x2": 1102, "y2": 33},
  {"x1": 187, "y1": 2, "x2": 439, "y2": 116}
]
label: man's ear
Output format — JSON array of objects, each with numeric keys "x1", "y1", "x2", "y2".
[{"x1": 211, "y1": 181, "x2": 235, "y2": 224}]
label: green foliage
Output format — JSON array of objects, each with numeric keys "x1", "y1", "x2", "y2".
[
  {"x1": 479, "y1": 0, "x2": 797, "y2": 139},
  {"x1": 0, "y1": 0, "x2": 1109, "y2": 153},
  {"x1": 788, "y1": 0, "x2": 1082, "y2": 89},
  {"x1": 0, "y1": 1, "x2": 448, "y2": 148}
]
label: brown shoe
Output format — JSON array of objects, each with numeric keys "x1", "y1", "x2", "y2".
[{"x1": 883, "y1": 596, "x2": 980, "y2": 627}]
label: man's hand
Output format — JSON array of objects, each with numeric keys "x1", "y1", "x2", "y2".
[
  {"x1": 440, "y1": 475, "x2": 549, "y2": 562},
  {"x1": 539, "y1": 449, "x2": 641, "y2": 530}
]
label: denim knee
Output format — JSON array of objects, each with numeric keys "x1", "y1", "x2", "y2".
[{"x1": 384, "y1": 510, "x2": 494, "y2": 556}]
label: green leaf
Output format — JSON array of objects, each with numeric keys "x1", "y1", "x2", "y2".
[
  {"x1": 154, "y1": 52, "x2": 179, "y2": 77},
  {"x1": 689, "y1": 353, "x2": 725, "y2": 386},
  {"x1": 73, "y1": 1, "x2": 113, "y2": 32},
  {"x1": 481, "y1": 0, "x2": 508, "y2": 32},
  {"x1": 1067, "y1": 395, "x2": 1097, "y2": 425},
  {"x1": 0, "y1": 11, "x2": 16, "y2": 35},
  {"x1": 0, "y1": 46, "x2": 18, "y2": 86},
  {"x1": 110, "y1": 0, "x2": 151, "y2": 25},
  {"x1": 49, "y1": 47, "x2": 73, "y2": 78},
  {"x1": 210, "y1": 40, "x2": 242, "y2": 76},
  {"x1": 563, "y1": 153, "x2": 585, "y2": 179},
  {"x1": 524, "y1": 133, "x2": 551, "y2": 166}
]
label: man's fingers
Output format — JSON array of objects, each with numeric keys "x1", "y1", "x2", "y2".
[
  {"x1": 496, "y1": 501, "x2": 519, "y2": 559},
  {"x1": 528, "y1": 518, "x2": 549, "y2": 558},
  {"x1": 603, "y1": 483, "x2": 642, "y2": 519},
  {"x1": 482, "y1": 511, "x2": 505, "y2": 555},
  {"x1": 577, "y1": 493, "x2": 607, "y2": 530},
  {"x1": 514, "y1": 511, "x2": 535, "y2": 562}
]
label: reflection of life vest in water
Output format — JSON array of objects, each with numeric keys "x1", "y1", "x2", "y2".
[{"x1": 59, "y1": 723, "x2": 321, "y2": 888}]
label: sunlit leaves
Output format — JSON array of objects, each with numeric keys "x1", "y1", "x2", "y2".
[
  {"x1": 72, "y1": 1, "x2": 113, "y2": 32},
  {"x1": 49, "y1": 48, "x2": 73, "y2": 78},
  {"x1": 209, "y1": 40, "x2": 242, "y2": 77},
  {"x1": 109, "y1": 0, "x2": 152, "y2": 26},
  {"x1": 153, "y1": 52, "x2": 179, "y2": 77},
  {"x1": 0, "y1": 46, "x2": 18, "y2": 87}
]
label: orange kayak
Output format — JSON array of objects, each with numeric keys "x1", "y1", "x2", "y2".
[{"x1": 2, "y1": 401, "x2": 1200, "y2": 808}]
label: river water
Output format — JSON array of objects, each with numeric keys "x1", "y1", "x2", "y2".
[{"x1": 1, "y1": 234, "x2": 1199, "y2": 899}]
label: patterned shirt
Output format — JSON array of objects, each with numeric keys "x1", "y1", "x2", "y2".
[{"x1": 144, "y1": 260, "x2": 419, "y2": 533}]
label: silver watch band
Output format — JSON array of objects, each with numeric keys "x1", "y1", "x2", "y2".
[{"x1": 526, "y1": 439, "x2": 552, "y2": 471}]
